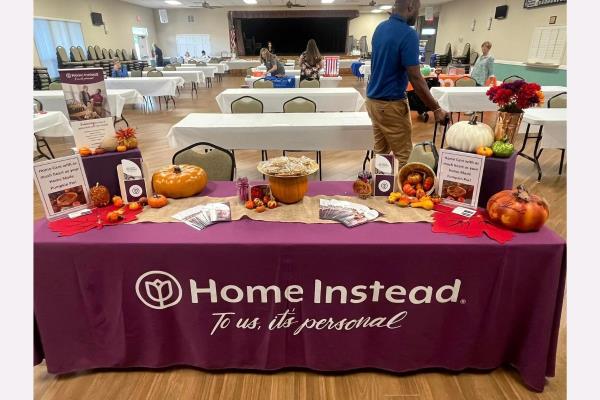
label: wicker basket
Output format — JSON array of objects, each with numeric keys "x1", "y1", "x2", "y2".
[{"x1": 397, "y1": 162, "x2": 437, "y2": 196}]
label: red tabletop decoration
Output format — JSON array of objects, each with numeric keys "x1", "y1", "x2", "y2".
[
  {"x1": 432, "y1": 204, "x2": 514, "y2": 244},
  {"x1": 47, "y1": 206, "x2": 143, "y2": 237}
]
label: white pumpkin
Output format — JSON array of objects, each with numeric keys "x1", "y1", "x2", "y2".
[
  {"x1": 99, "y1": 134, "x2": 119, "y2": 152},
  {"x1": 446, "y1": 116, "x2": 494, "y2": 153}
]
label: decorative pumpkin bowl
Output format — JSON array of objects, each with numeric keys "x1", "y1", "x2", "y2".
[
  {"x1": 398, "y1": 162, "x2": 436, "y2": 196},
  {"x1": 257, "y1": 156, "x2": 319, "y2": 204}
]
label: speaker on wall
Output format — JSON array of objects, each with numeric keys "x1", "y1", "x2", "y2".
[
  {"x1": 91, "y1": 12, "x2": 104, "y2": 26},
  {"x1": 494, "y1": 5, "x2": 508, "y2": 19}
]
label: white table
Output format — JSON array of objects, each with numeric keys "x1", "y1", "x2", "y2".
[
  {"x1": 216, "y1": 88, "x2": 365, "y2": 113},
  {"x1": 157, "y1": 66, "x2": 216, "y2": 79},
  {"x1": 431, "y1": 86, "x2": 568, "y2": 112},
  {"x1": 207, "y1": 63, "x2": 227, "y2": 74},
  {"x1": 105, "y1": 77, "x2": 184, "y2": 97},
  {"x1": 519, "y1": 107, "x2": 567, "y2": 180},
  {"x1": 226, "y1": 59, "x2": 261, "y2": 70},
  {"x1": 34, "y1": 111, "x2": 73, "y2": 137},
  {"x1": 136, "y1": 70, "x2": 206, "y2": 84},
  {"x1": 33, "y1": 89, "x2": 141, "y2": 118},
  {"x1": 167, "y1": 112, "x2": 373, "y2": 151},
  {"x1": 244, "y1": 76, "x2": 343, "y2": 88},
  {"x1": 340, "y1": 59, "x2": 361, "y2": 69},
  {"x1": 253, "y1": 67, "x2": 326, "y2": 77}
]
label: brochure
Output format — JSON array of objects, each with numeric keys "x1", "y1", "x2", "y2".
[
  {"x1": 172, "y1": 202, "x2": 232, "y2": 231},
  {"x1": 319, "y1": 198, "x2": 380, "y2": 228}
]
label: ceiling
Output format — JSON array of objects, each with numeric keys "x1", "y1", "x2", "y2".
[{"x1": 121, "y1": 0, "x2": 452, "y2": 9}]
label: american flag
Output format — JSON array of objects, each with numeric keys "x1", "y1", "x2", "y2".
[{"x1": 323, "y1": 56, "x2": 339, "y2": 77}]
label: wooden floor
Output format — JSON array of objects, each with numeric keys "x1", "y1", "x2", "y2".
[{"x1": 34, "y1": 75, "x2": 566, "y2": 400}]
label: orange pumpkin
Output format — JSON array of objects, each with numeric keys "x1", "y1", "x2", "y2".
[
  {"x1": 152, "y1": 164, "x2": 208, "y2": 199},
  {"x1": 112, "y1": 195, "x2": 123, "y2": 207},
  {"x1": 116, "y1": 145, "x2": 127, "y2": 152},
  {"x1": 268, "y1": 175, "x2": 308, "y2": 204},
  {"x1": 93, "y1": 147, "x2": 106, "y2": 155},
  {"x1": 486, "y1": 185, "x2": 549, "y2": 232},
  {"x1": 128, "y1": 202, "x2": 141, "y2": 211},
  {"x1": 79, "y1": 147, "x2": 92, "y2": 157},
  {"x1": 476, "y1": 146, "x2": 494, "y2": 157},
  {"x1": 147, "y1": 194, "x2": 168, "y2": 208}
]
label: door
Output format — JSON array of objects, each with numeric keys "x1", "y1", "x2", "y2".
[
  {"x1": 416, "y1": 16, "x2": 439, "y2": 65},
  {"x1": 134, "y1": 35, "x2": 149, "y2": 60}
]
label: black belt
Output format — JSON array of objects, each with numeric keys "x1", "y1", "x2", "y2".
[{"x1": 368, "y1": 97, "x2": 407, "y2": 102}]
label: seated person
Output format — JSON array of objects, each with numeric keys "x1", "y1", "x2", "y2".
[
  {"x1": 198, "y1": 50, "x2": 211, "y2": 63},
  {"x1": 260, "y1": 48, "x2": 285, "y2": 78},
  {"x1": 111, "y1": 59, "x2": 128, "y2": 77},
  {"x1": 299, "y1": 39, "x2": 323, "y2": 82}
]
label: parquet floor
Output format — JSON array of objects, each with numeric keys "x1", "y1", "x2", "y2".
[{"x1": 34, "y1": 75, "x2": 566, "y2": 400}]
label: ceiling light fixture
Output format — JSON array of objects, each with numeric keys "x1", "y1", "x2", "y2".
[
  {"x1": 164, "y1": 0, "x2": 182, "y2": 5},
  {"x1": 371, "y1": 9, "x2": 384, "y2": 13},
  {"x1": 321, "y1": 0, "x2": 335, "y2": 3},
  {"x1": 243, "y1": 0, "x2": 258, "y2": 4},
  {"x1": 379, "y1": 5, "x2": 392, "y2": 10}
]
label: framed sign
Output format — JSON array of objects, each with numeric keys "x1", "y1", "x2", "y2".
[
  {"x1": 524, "y1": 0, "x2": 566, "y2": 9},
  {"x1": 436, "y1": 149, "x2": 485, "y2": 209},
  {"x1": 33, "y1": 155, "x2": 91, "y2": 220}
]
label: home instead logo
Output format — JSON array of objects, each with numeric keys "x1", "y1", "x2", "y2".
[
  {"x1": 135, "y1": 270, "x2": 183, "y2": 309},
  {"x1": 135, "y1": 271, "x2": 465, "y2": 309}
]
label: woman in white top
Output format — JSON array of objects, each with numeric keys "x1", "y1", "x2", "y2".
[{"x1": 470, "y1": 41, "x2": 495, "y2": 86}]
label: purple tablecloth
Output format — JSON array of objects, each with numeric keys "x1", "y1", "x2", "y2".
[
  {"x1": 34, "y1": 181, "x2": 565, "y2": 392},
  {"x1": 82, "y1": 148, "x2": 143, "y2": 198},
  {"x1": 478, "y1": 154, "x2": 517, "y2": 208}
]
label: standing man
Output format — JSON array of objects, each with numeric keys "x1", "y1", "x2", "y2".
[
  {"x1": 366, "y1": 0, "x2": 448, "y2": 168},
  {"x1": 79, "y1": 85, "x2": 91, "y2": 106},
  {"x1": 152, "y1": 43, "x2": 163, "y2": 67}
]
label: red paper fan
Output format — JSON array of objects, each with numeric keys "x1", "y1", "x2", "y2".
[
  {"x1": 431, "y1": 204, "x2": 514, "y2": 244},
  {"x1": 47, "y1": 206, "x2": 143, "y2": 237}
]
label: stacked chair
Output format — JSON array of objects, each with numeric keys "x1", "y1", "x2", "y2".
[
  {"x1": 434, "y1": 43, "x2": 452, "y2": 67},
  {"x1": 131, "y1": 49, "x2": 148, "y2": 71},
  {"x1": 452, "y1": 43, "x2": 471, "y2": 65},
  {"x1": 87, "y1": 46, "x2": 111, "y2": 76},
  {"x1": 56, "y1": 46, "x2": 83, "y2": 69},
  {"x1": 33, "y1": 67, "x2": 51, "y2": 90},
  {"x1": 70, "y1": 46, "x2": 95, "y2": 68},
  {"x1": 115, "y1": 49, "x2": 134, "y2": 71}
]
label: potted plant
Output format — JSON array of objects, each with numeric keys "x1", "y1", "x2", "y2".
[{"x1": 486, "y1": 80, "x2": 545, "y2": 142}]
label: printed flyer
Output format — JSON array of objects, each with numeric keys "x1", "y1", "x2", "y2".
[
  {"x1": 59, "y1": 68, "x2": 114, "y2": 149},
  {"x1": 436, "y1": 149, "x2": 485, "y2": 209}
]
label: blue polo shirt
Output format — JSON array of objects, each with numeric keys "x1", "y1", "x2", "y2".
[{"x1": 367, "y1": 15, "x2": 420, "y2": 100}]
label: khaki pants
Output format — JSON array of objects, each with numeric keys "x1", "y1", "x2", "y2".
[{"x1": 366, "y1": 98, "x2": 413, "y2": 168}]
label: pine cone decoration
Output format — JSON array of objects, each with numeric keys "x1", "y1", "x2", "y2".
[{"x1": 89, "y1": 183, "x2": 111, "y2": 207}]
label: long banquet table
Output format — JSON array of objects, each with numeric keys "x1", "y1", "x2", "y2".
[
  {"x1": 167, "y1": 112, "x2": 373, "y2": 150},
  {"x1": 156, "y1": 66, "x2": 216, "y2": 79},
  {"x1": 226, "y1": 59, "x2": 262, "y2": 70},
  {"x1": 244, "y1": 76, "x2": 342, "y2": 88},
  {"x1": 134, "y1": 70, "x2": 206, "y2": 83},
  {"x1": 430, "y1": 86, "x2": 567, "y2": 112},
  {"x1": 33, "y1": 111, "x2": 73, "y2": 137},
  {"x1": 34, "y1": 181, "x2": 565, "y2": 392},
  {"x1": 33, "y1": 89, "x2": 142, "y2": 118},
  {"x1": 105, "y1": 77, "x2": 185, "y2": 97},
  {"x1": 216, "y1": 88, "x2": 365, "y2": 113}
]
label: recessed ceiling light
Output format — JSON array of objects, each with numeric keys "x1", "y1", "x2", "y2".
[
  {"x1": 379, "y1": 5, "x2": 392, "y2": 10},
  {"x1": 243, "y1": 0, "x2": 257, "y2": 4},
  {"x1": 321, "y1": 0, "x2": 335, "y2": 3},
  {"x1": 371, "y1": 9, "x2": 384, "y2": 13},
  {"x1": 164, "y1": 0, "x2": 181, "y2": 5}
]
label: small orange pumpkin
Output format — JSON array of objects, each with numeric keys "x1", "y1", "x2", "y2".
[
  {"x1": 106, "y1": 211, "x2": 122, "y2": 223},
  {"x1": 152, "y1": 165, "x2": 208, "y2": 199},
  {"x1": 112, "y1": 195, "x2": 123, "y2": 207},
  {"x1": 93, "y1": 147, "x2": 106, "y2": 155},
  {"x1": 128, "y1": 202, "x2": 141, "y2": 211},
  {"x1": 147, "y1": 194, "x2": 168, "y2": 208},
  {"x1": 476, "y1": 146, "x2": 494, "y2": 157},
  {"x1": 79, "y1": 147, "x2": 92, "y2": 157},
  {"x1": 116, "y1": 145, "x2": 127, "y2": 152}
]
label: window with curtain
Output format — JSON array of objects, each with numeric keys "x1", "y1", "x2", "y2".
[
  {"x1": 34, "y1": 18, "x2": 85, "y2": 78},
  {"x1": 176, "y1": 34, "x2": 211, "y2": 58}
]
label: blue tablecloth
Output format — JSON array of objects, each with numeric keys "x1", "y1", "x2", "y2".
[
  {"x1": 265, "y1": 76, "x2": 296, "y2": 88},
  {"x1": 351, "y1": 62, "x2": 364, "y2": 78}
]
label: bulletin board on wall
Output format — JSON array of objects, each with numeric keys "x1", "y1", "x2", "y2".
[
  {"x1": 527, "y1": 26, "x2": 566, "y2": 66},
  {"x1": 523, "y1": 0, "x2": 566, "y2": 9}
]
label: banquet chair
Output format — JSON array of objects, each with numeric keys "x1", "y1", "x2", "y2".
[
  {"x1": 452, "y1": 76, "x2": 482, "y2": 123},
  {"x1": 231, "y1": 96, "x2": 266, "y2": 162},
  {"x1": 299, "y1": 79, "x2": 320, "y2": 88},
  {"x1": 283, "y1": 97, "x2": 322, "y2": 180},
  {"x1": 48, "y1": 81, "x2": 62, "y2": 90},
  {"x1": 115, "y1": 49, "x2": 134, "y2": 70},
  {"x1": 56, "y1": 46, "x2": 82, "y2": 69},
  {"x1": 196, "y1": 61, "x2": 207, "y2": 66},
  {"x1": 253, "y1": 78, "x2": 274, "y2": 88},
  {"x1": 470, "y1": 51, "x2": 479, "y2": 65},
  {"x1": 171, "y1": 63, "x2": 182, "y2": 67},
  {"x1": 130, "y1": 70, "x2": 142, "y2": 77},
  {"x1": 163, "y1": 64, "x2": 176, "y2": 71},
  {"x1": 452, "y1": 43, "x2": 471, "y2": 65},
  {"x1": 70, "y1": 46, "x2": 94, "y2": 67},
  {"x1": 75, "y1": 46, "x2": 95, "y2": 67},
  {"x1": 503, "y1": 75, "x2": 525, "y2": 83},
  {"x1": 108, "y1": 49, "x2": 116, "y2": 59},
  {"x1": 131, "y1": 49, "x2": 148, "y2": 71},
  {"x1": 172, "y1": 142, "x2": 236, "y2": 181},
  {"x1": 147, "y1": 70, "x2": 175, "y2": 110},
  {"x1": 143, "y1": 66, "x2": 157, "y2": 72}
]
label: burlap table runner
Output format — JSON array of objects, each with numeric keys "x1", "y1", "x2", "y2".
[{"x1": 133, "y1": 195, "x2": 433, "y2": 225}]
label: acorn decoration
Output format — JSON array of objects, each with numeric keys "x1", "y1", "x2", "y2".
[
  {"x1": 353, "y1": 170, "x2": 373, "y2": 199},
  {"x1": 89, "y1": 183, "x2": 111, "y2": 207}
]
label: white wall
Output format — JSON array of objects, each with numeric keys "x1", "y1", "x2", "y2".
[
  {"x1": 33, "y1": 0, "x2": 158, "y2": 66},
  {"x1": 435, "y1": 0, "x2": 566, "y2": 63},
  {"x1": 349, "y1": 13, "x2": 388, "y2": 49}
]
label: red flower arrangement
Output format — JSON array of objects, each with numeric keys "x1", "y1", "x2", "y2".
[{"x1": 486, "y1": 80, "x2": 544, "y2": 113}]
